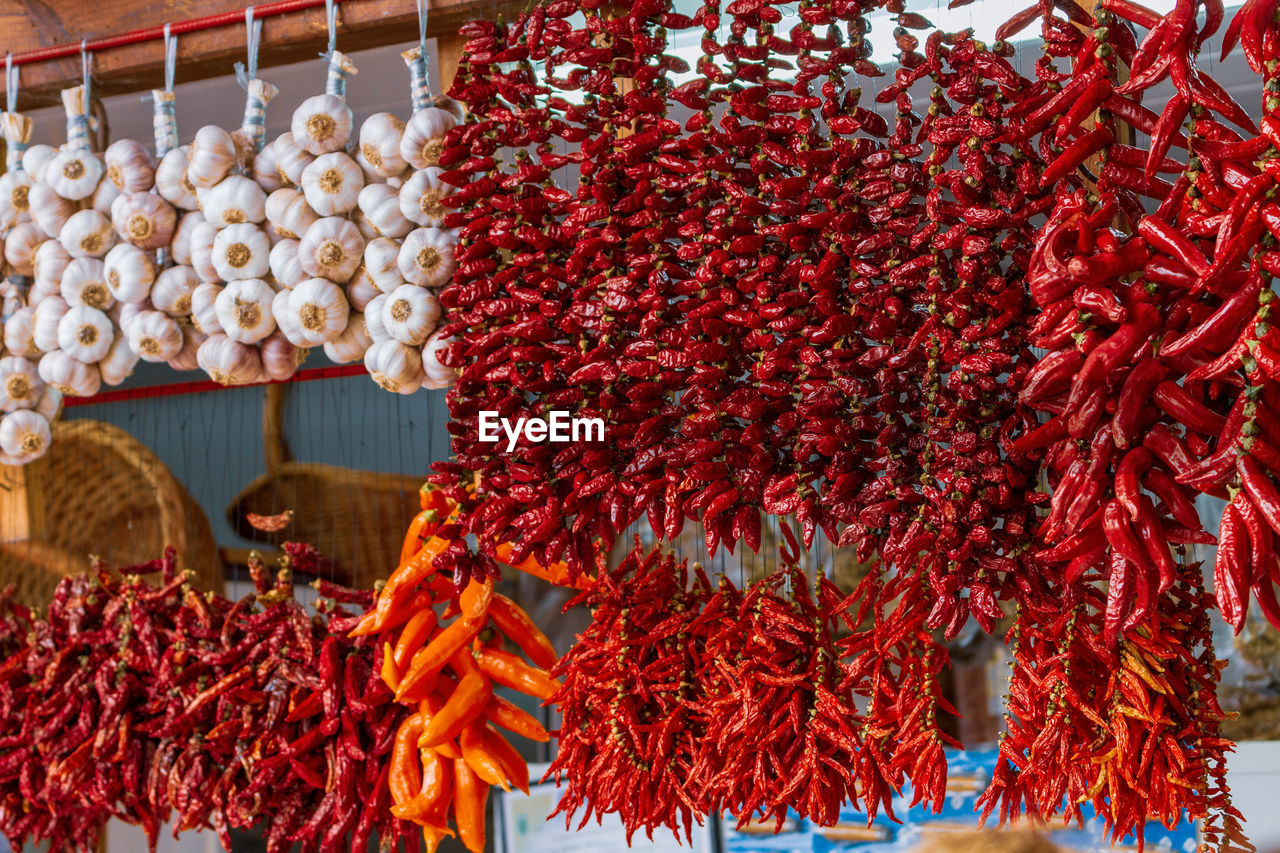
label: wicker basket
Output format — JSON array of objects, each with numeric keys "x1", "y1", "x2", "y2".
[{"x1": 0, "y1": 419, "x2": 223, "y2": 607}]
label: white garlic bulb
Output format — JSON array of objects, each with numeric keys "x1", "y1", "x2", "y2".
[
  {"x1": 197, "y1": 333, "x2": 263, "y2": 385},
  {"x1": 283, "y1": 278, "x2": 348, "y2": 346},
  {"x1": 152, "y1": 266, "x2": 201, "y2": 317},
  {"x1": 57, "y1": 305, "x2": 114, "y2": 363},
  {"x1": 103, "y1": 244, "x2": 156, "y2": 305},
  {"x1": 3, "y1": 222, "x2": 44, "y2": 277},
  {"x1": 97, "y1": 333, "x2": 139, "y2": 386},
  {"x1": 34, "y1": 386, "x2": 62, "y2": 422},
  {"x1": 298, "y1": 217, "x2": 364, "y2": 283},
  {"x1": 398, "y1": 227, "x2": 457, "y2": 288},
  {"x1": 364, "y1": 294, "x2": 389, "y2": 342},
  {"x1": 117, "y1": 301, "x2": 148, "y2": 335},
  {"x1": 358, "y1": 112, "x2": 407, "y2": 178},
  {"x1": 421, "y1": 329, "x2": 459, "y2": 390},
  {"x1": 264, "y1": 188, "x2": 318, "y2": 240},
  {"x1": 4, "y1": 309, "x2": 39, "y2": 359},
  {"x1": 400, "y1": 106, "x2": 457, "y2": 170},
  {"x1": 46, "y1": 149, "x2": 104, "y2": 200},
  {"x1": 60, "y1": 209, "x2": 116, "y2": 259},
  {"x1": 364, "y1": 237, "x2": 405, "y2": 293},
  {"x1": 212, "y1": 224, "x2": 271, "y2": 281},
  {"x1": 111, "y1": 192, "x2": 176, "y2": 251},
  {"x1": 271, "y1": 288, "x2": 299, "y2": 341},
  {"x1": 104, "y1": 139, "x2": 156, "y2": 193},
  {"x1": 357, "y1": 183, "x2": 412, "y2": 239},
  {"x1": 156, "y1": 146, "x2": 200, "y2": 210},
  {"x1": 323, "y1": 313, "x2": 372, "y2": 364},
  {"x1": 347, "y1": 267, "x2": 379, "y2": 312},
  {"x1": 32, "y1": 297, "x2": 70, "y2": 353},
  {"x1": 21, "y1": 144, "x2": 56, "y2": 183},
  {"x1": 291, "y1": 89, "x2": 354, "y2": 156},
  {"x1": 189, "y1": 220, "x2": 220, "y2": 282},
  {"x1": 0, "y1": 409, "x2": 52, "y2": 460},
  {"x1": 399, "y1": 168, "x2": 453, "y2": 228},
  {"x1": 260, "y1": 330, "x2": 305, "y2": 381},
  {"x1": 127, "y1": 310, "x2": 184, "y2": 362},
  {"x1": 199, "y1": 175, "x2": 267, "y2": 226},
  {"x1": 0, "y1": 169, "x2": 33, "y2": 229},
  {"x1": 39, "y1": 350, "x2": 100, "y2": 396},
  {"x1": 364, "y1": 340, "x2": 424, "y2": 394},
  {"x1": 301, "y1": 153, "x2": 363, "y2": 217},
  {"x1": 381, "y1": 284, "x2": 440, "y2": 347},
  {"x1": 269, "y1": 239, "x2": 306, "y2": 289},
  {"x1": 214, "y1": 278, "x2": 277, "y2": 344},
  {"x1": 168, "y1": 324, "x2": 206, "y2": 372},
  {"x1": 350, "y1": 207, "x2": 380, "y2": 242},
  {"x1": 28, "y1": 182, "x2": 75, "y2": 236},
  {"x1": 190, "y1": 282, "x2": 224, "y2": 335},
  {"x1": 60, "y1": 258, "x2": 114, "y2": 310},
  {"x1": 92, "y1": 177, "x2": 122, "y2": 215},
  {"x1": 27, "y1": 279, "x2": 58, "y2": 309},
  {"x1": 187, "y1": 125, "x2": 237, "y2": 189},
  {"x1": 271, "y1": 133, "x2": 313, "y2": 187},
  {"x1": 33, "y1": 240, "x2": 71, "y2": 291},
  {"x1": 0, "y1": 357, "x2": 44, "y2": 412},
  {"x1": 171, "y1": 211, "x2": 206, "y2": 266},
  {"x1": 252, "y1": 144, "x2": 285, "y2": 193}
]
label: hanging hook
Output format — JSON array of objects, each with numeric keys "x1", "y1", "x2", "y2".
[
  {"x1": 416, "y1": 0, "x2": 432, "y2": 98},
  {"x1": 4, "y1": 55, "x2": 16, "y2": 115},
  {"x1": 163, "y1": 23, "x2": 177, "y2": 92},
  {"x1": 325, "y1": 0, "x2": 339, "y2": 58},
  {"x1": 235, "y1": 6, "x2": 262, "y2": 89}
]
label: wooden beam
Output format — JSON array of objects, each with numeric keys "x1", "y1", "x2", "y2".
[{"x1": 2, "y1": 0, "x2": 516, "y2": 108}]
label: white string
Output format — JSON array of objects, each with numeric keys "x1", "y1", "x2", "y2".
[
  {"x1": 80, "y1": 39, "x2": 92, "y2": 107},
  {"x1": 163, "y1": 24, "x2": 177, "y2": 92},
  {"x1": 417, "y1": 0, "x2": 431, "y2": 97},
  {"x1": 236, "y1": 7, "x2": 262, "y2": 88},
  {"x1": 4, "y1": 55, "x2": 16, "y2": 114},
  {"x1": 325, "y1": 0, "x2": 339, "y2": 56}
]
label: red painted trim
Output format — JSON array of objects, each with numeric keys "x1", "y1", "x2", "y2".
[{"x1": 62, "y1": 363, "x2": 369, "y2": 407}]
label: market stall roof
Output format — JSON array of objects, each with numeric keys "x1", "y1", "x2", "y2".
[{"x1": 0, "y1": 0, "x2": 517, "y2": 107}]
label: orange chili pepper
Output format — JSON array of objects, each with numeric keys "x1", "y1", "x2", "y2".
[
  {"x1": 484, "y1": 694, "x2": 550, "y2": 743},
  {"x1": 350, "y1": 538, "x2": 451, "y2": 636},
  {"x1": 391, "y1": 748, "x2": 454, "y2": 822},
  {"x1": 396, "y1": 613, "x2": 487, "y2": 701},
  {"x1": 474, "y1": 647, "x2": 559, "y2": 701},
  {"x1": 459, "y1": 722, "x2": 510, "y2": 791},
  {"x1": 453, "y1": 758, "x2": 489, "y2": 853},
  {"x1": 400, "y1": 509, "x2": 438, "y2": 566},
  {"x1": 420, "y1": 652, "x2": 493, "y2": 748},
  {"x1": 389, "y1": 714, "x2": 426, "y2": 806},
  {"x1": 394, "y1": 609, "x2": 439, "y2": 671},
  {"x1": 479, "y1": 724, "x2": 530, "y2": 794},
  {"x1": 487, "y1": 593, "x2": 557, "y2": 669},
  {"x1": 459, "y1": 578, "x2": 494, "y2": 619},
  {"x1": 381, "y1": 641, "x2": 401, "y2": 692},
  {"x1": 417, "y1": 692, "x2": 462, "y2": 759}
]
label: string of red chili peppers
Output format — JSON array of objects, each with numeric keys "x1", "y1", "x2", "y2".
[{"x1": 0, "y1": 547, "x2": 419, "y2": 853}]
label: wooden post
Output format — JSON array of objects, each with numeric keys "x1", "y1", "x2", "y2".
[{"x1": 0, "y1": 458, "x2": 47, "y2": 543}]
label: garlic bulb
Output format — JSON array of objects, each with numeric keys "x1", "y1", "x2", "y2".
[
  {"x1": 171, "y1": 211, "x2": 206, "y2": 266},
  {"x1": 298, "y1": 217, "x2": 364, "y2": 283},
  {"x1": 214, "y1": 278, "x2": 276, "y2": 344},
  {"x1": 98, "y1": 333, "x2": 139, "y2": 386},
  {"x1": 60, "y1": 209, "x2": 116, "y2": 259},
  {"x1": 364, "y1": 237, "x2": 405, "y2": 293},
  {"x1": 252, "y1": 144, "x2": 285, "y2": 193},
  {"x1": 260, "y1": 330, "x2": 305, "y2": 381},
  {"x1": 265, "y1": 188, "x2": 318, "y2": 240},
  {"x1": 0, "y1": 169, "x2": 32, "y2": 230},
  {"x1": 103, "y1": 244, "x2": 157, "y2": 305},
  {"x1": 28, "y1": 182, "x2": 74, "y2": 236},
  {"x1": 33, "y1": 240, "x2": 71, "y2": 291},
  {"x1": 21, "y1": 144, "x2": 56, "y2": 183},
  {"x1": 398, "y1": 227, "x2": 457, "y2": 288},
  {"x1": 4, "y1": 222, "x2": 45, "y2": 277},
  {"x1": 358, "y1": 112, "x2": 407, "y2": 178},
  {"x1": 283, "y1": 278, "x2": 348, "y2": 346},
  {"x1": 32, "y1": 297, "x2": 70, "y2": 353},
  {"x1": 197, "y1": 333, "x2": 263, "y2": 385},
  {"x1": 400, "y1": 107, "x2": 457, "y2": 171},
  {"x1": 111, "y1": 192, "x2": 176, "y2": 251},
  {"x1": 34, "y1": 386, "x2": 62, "y2": 422},
  {"x1": 38, "y1": 349, "x2": 100, "y2": 397},
  {"x1": 27, "y1": 279, "x2": 58, "y2": 309},
  {"x1": 421, "y1": 329, "x2": 459, "y2": 390},
  {"x1": 347, "y1": 267, "x2": 379, "y2": 312},
  {"x1": 152, "y1": 266, "x2": 201, "y2": 317},
  {"x1": 301, "y1": 153, "x2": 363, "y2": 217},
  {"x1": 364, "y1": 294, "x2": 389, "y2": 342},
  {"x1": 117, "y1": 301, "x2": 147, "y2": 335},
  {"x1": 381, "y1": 284, "x2": 440, "y2": 346},
  {"x1": 364, "y1": 340, "x2": 424, "y2": 394},
  {"x1": 0, "y1": 357, "x2": 44, "y2": 411},
  {"x1": 0, "y1": 281, "x2": 21, "y2": 318},
  {"x1": 291, "y1": 51, "x2": 357, "y2": 155},
  {"x1": 399, "y1": 168, "x2": 453, "y2": 228},
  {"x1": 168, "y1": 325, "x2": 206, "y2": 372},
  {"x1": 0, "y1": 409, "x2": 52, "y2": 459},
  {"x1": 271, "y1": 288, "x2": 299, "y2": 341},
  {"x1": 127, "y1": 310, "x2": 184, "y2": 362},
  {"x1": 92, "y1": 177, "x2": 122, "y2": 215},
  {"x1": 57, "y1": 306, "x2": 114, "y2": 363},
  {"x1": 269, "y1": 240, "x2": 306, "y2": 289},
  {"x1": 212, "y1": 224, "x2": 271, "y2": 281},
  {"x1": 104, "y1": 139, "x2": 156, "y2": 193},
  {"x1": 156, "y1": 146, "x2": 200, "y2": 210},
  {"x1": 357, "y1": 183, "x2": 412, "y2": 239},
  {"x1": 187, "y1": 125, "x2": 237, "y2": 189},
  {"x1": 350, "y1": 208, "x2": 380, "y2": 242},
  {"x1": 4, "y1": 309, "x2": 39, "y2": 359},
  {"x1": 60, "y1": 258, "x2": 114, "y2": 310},
  {"x1": 46, "y1": 149, "x2": 103, "y2": 201},
  {"x1": 199, "y1": 175, "x2": 267, "y2": 227},
  {"x1": 189, "y1": 220, "x2": 220, "y2": 281},
  {"x1": 190, "y1": 283, "x2": 223, "y2": 334},
  {"x1": 323, "y1": 313, "x2": 372, "y2": 364},
  {"x1": 272, "y1": 133, "x2": 313, "y2": 187}
]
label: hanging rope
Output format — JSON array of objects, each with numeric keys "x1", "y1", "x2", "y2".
[
  {"x1": 4, "y1": 55, "x2": 16, "y2": 114},
  {"x1": 325, "y1": 0, "x2": 338, "y2": 58},
  {"x1": 235, "y1": 7, "x2": 263, "y2": 88},
  {"x1": 163, "y1": 24, "x2": 177, "y2": 92},
  {"x1": 80, "y1": 39, "x2": 92, "y2": 109},
  {"x1": 416, "y1": 0, "x2": 432, "y2": 98}
]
